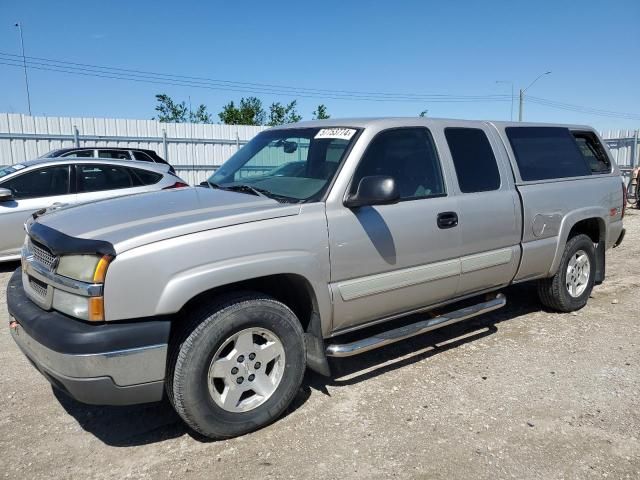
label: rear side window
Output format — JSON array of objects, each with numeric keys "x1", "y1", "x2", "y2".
[
  {"x1": 572, "y1": 132, "x2": 611, "y2": 174},
  {"x1": 62, "y1": 149, "x2": 94, "y2": 158},
  {"x1": 445, "y1": 128, "x2": 500, "y2": 193},
  {"x1": 77, "y1": 164, "x2": 133, "y2": 192},
  {"x1": 131, "y1": 168, "x2": 163, "y2": 185},
  {"x1": 506, "y1": 127, "x2": 590, "y2": 181},
  {"x1": 132, "y1": 151, "x2": 154, "y2": 162},
  {"x1": 98, "y1": 149, "x2": 131, "y2": 160}
]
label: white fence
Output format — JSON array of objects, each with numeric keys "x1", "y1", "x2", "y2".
[
  {"x1": 0, "y1": 113, "x2": 267, "y2": 185},
  {"x1": 600, "y1": 129, "x2": 639, "y2": 171},
  {"x1": 0, "y1": 113, "x2": 638, "y2": 185}
]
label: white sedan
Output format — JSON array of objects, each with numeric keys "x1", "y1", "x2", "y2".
[{"x1": 0, "y1": 157, "x2": 187, "y2": 262}]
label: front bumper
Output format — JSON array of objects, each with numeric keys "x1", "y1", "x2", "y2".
[{"x1": 7, "y1": 269, "x2": 171, "y2": 406}]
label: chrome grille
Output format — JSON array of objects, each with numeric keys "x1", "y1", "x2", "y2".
[
  {"x1": 29, "y1": 240, "x2": 56, "y2": 270},
  {"x1": 28, "y1": 276, "x2": 48, "y2": 299}
]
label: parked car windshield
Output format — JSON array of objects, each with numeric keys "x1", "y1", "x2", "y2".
[
  {"x1": 0, "y1": 164, "x2": 25, "y2": 179},
  {"x1": 208, "y1": 127, "x2": 359, "y2": 202}
]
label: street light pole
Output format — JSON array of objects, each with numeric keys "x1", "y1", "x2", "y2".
[
  {"x1": 518, "y1": 71, "x2": 551, "y2": 122},
  {"x1": 14, "y1": 22, "x2": 32, "y2": 116}
]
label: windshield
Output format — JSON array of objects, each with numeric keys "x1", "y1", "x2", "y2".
[
  {"x1": 0, "y1": 164, "x2": 26, "y2": 179},
  {"x1": 208, "y1": 127, "x2": 359, "y2": 202}
]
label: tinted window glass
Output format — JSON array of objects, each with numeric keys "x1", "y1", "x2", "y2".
[
  {"x1": 445, "y1": 128, "x2": 500, "y2": 193},
  {"x1": 131, "y1": 168, "x2": 162, "y2": 185},
  {"x1": 351, "y1": 128, "x2": 444, "y2": 200},
  {"x1": 77, "y1": 165, "x2": 133, "y2": 192},
  {"x1": 1, "y1": 166, "x2": 69, "y2": 199},
  {"x1": 132, "y1": 151, "x2": 153, "y2": 162},
  {"x1": 98, "y1": 149, "x2": 131, "y2": 160},
  {"x1": 506, "y1": 127, "x2": 591, "y2": 181},
  {"x1": 572, "y1": 132, "x2": 611, "y2": 174},
  {"x1": 62, "y1": 149, "x2": 94, "y2": 158}
]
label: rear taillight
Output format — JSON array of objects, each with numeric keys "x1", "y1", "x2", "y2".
[
  {"x1": 621, "y1": 180, "x2": 627, "y2": 219},
  {"x1": 163, "y1": 181, "x2": 189, "y2": 190}
]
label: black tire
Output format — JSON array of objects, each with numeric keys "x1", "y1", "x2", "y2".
[
  {"x1": 537, "y1": 234, "x2": 596, "y2": 312},
  {"x1": 166, "y1": 292, "x2": 306, "y2": 439}
]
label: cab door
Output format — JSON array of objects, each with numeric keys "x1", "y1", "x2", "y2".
[
  {"x1": 0, "y1": 165, "x2": 75, "y2": 258},
  {"x1": 326, "y1": 127, "x2": 461, "y2": 332},
  {"x1": 441, "y1": 124, "x2": 521, "y2": 295}
]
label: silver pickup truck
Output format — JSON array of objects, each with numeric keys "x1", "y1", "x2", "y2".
[{"x1": 8, "y1": 118, "x2": 626, "y2": 439}]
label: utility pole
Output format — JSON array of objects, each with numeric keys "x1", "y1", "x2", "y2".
[
  {"x1": 14, "y1": 22, "x2": 32, "y2": 116},
  {"x1": 518, "y1": 89, "x2": 524, "y2": 122},
  {"x1": 518, "y1": 71, "x2": 551, "y2": 122},
  {"x1": 496, "y1": 80, "x2": 514, "y2": 121}
]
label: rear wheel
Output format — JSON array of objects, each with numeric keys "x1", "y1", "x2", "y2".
[
  {"x1": 537, "y1": 234, "x2": 596, "y2": 312},
  {"x1": 167, "y1": 293, "x2": 306, "y2": 439}
]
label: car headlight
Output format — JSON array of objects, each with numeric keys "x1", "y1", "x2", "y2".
[
  {"x1": 54, "y1": 254, "x2": 112, "y2": 322},
  {"x1": 56, "y1": 254, "x2": 111, "y2": 283}
]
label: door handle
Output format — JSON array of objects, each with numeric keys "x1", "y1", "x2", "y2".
[{"x1": 437, "y1": 211, "x2": 458, "y2": 229}]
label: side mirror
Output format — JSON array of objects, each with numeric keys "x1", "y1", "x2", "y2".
[
  {"x1": 0, "y1": 188, "x2": 13, "y2": 202},
  {"x1": 344, "y1": 175, "x2": 399, "y2": 208}
]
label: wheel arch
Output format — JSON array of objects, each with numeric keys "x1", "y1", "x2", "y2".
[
  {"x1": 178, "y1": 272, "x2": 321, "y2": 334},
  {"x1": 549, "y1": 209, "x2": 607, "y2": 277}
]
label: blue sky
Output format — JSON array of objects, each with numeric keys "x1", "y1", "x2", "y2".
[{"x1": 1, "y1": 0, "x2": 638, "y2": 130}]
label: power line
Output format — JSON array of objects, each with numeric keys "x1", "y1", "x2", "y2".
[
  {"x1": 0, "y1": 51, "x2": 511, "y2": 103},
  {"x1": 526, "y1": 96, "x2": 640, "y2": 121},
  {"x1": 1, "y1": 51, "x2": 637, "y2": 119}
]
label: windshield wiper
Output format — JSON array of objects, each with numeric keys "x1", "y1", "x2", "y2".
[
  {"x1": 206, "y1": 182, "x2": 295, "y2": 202},
  {"x1": 223, "y1": 184, "x2": 269, "y2": 198}
]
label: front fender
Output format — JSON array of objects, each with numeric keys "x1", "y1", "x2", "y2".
[{"x1": 155, "y1": 251, "x2": 332, "y2": 327}]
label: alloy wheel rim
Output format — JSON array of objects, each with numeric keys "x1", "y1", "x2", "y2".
[
  {"x1": 565, "y1": 249, "x2": 590, "y2": 298},
  {"x1": 207, "y1": 327, "x2": 286, "y2": 413}
]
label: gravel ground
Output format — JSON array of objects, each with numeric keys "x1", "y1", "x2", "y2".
[{"x1": 1, "y1": 211, "x2": 639, "y2": 480}]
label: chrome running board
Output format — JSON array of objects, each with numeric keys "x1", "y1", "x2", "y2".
[{"x1": 325, "y1": 293, "x2": 506, "y2": 358}]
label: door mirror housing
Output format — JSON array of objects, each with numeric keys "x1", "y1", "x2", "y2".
[
  {"x1": 0, "y1": 188, "x2": 13, "y2": 202},
  {"x1": 344, "y1": 175, "x2": 400, "y2": 208}
]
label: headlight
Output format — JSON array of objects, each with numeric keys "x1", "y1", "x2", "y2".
[
  {"x1": 56, "y1": 254, "x2": 112, "y2": 283},
  {"x1": 54, "y1": 254, "x2": 112, "y2": 322}
]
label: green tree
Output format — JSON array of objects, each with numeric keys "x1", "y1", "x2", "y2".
[
  {"x1": 154, "y1": 94, "x2": 188, "y2": 122},
  {"x1": 218, "y1": 97, "x2": 266, "y2": 125},
  {"x1": 153, "y1": 94, "x2": 212, "y2": 123},
  {"x1": 312, "y1": 104, "x2": 330, "y2": 120},
  {"x1": 419, "y1": 109, "x2": 428, "y2": 117},
  {"x1": 190, "y1": 104, "x2": 213, "y2": 123},
  {"x1": 267, "y1": 100, "x2": 302, "y2": 126}
]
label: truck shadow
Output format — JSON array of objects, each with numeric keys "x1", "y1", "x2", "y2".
[{"x1": 55, "y1": 283, "x2": 542, "y2": 446}]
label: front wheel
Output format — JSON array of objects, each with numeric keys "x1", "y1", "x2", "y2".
[
  {"x1": 167, "y1": 293, "x2": 306, "y2": 439},
  {"x1": 537, "y1": 234, "x2": 596, "y2": 312}
]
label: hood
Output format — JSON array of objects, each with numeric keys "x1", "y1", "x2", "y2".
[{"x1": 35, "y1": 187, "x2": 300, "y2": 253}]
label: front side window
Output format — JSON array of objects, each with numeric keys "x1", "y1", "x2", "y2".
[
  {"x1": 209, "y1": 127, "x2": 358, "y2": 202},
  {"x1": 1, "y1": 166, "x2": 70, "y2": 199},
  {"x1": 77, "y1": 164, "x2": 133, "y2": 192},
  {"x1": 350, "y1": 128, "x2": 445, "y2": 200},
  {"x1": 506, "y1": 127, "x2": 591, "y2": 181},
  {"x1": 445, "y1": 128, "x2": 501, "y2": 193},
  {"x1": 98, "y1": 149, "x2": 131, "y2": 160}
]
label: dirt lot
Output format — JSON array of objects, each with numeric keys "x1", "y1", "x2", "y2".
[{"x1": 1, "y1": 212, "x2": 639, "y2": 480}]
